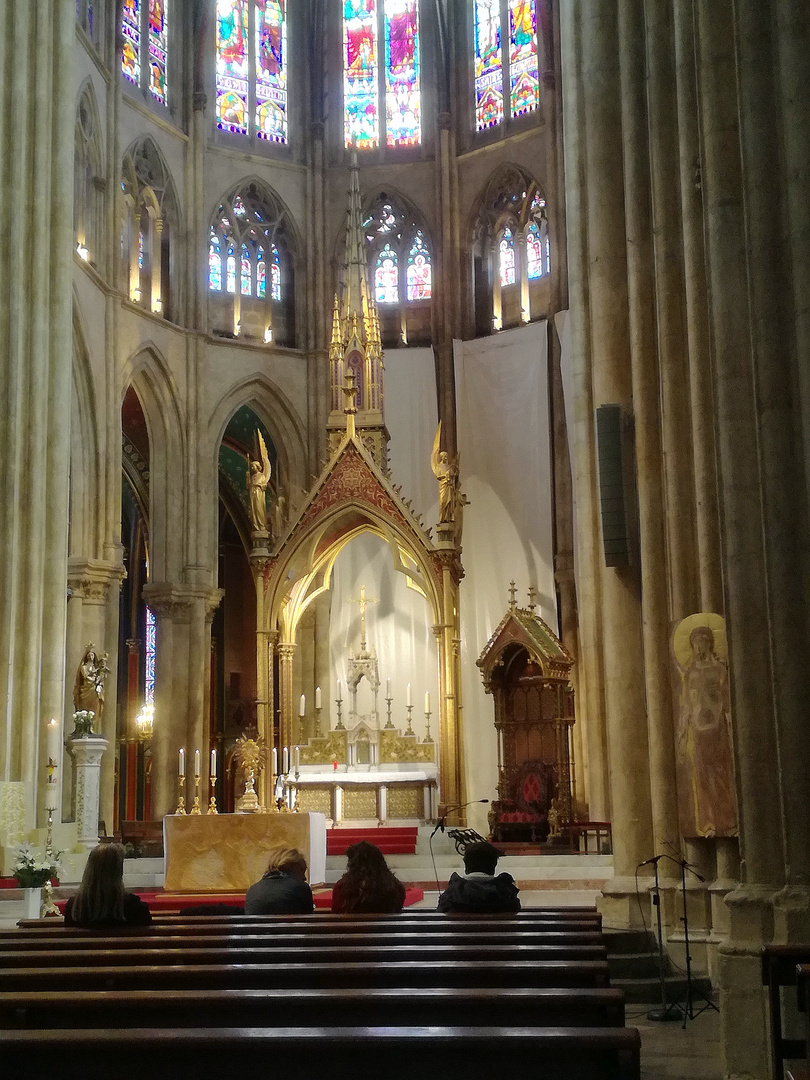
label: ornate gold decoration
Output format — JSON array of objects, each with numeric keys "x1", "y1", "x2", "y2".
[
  {"x1": 234, "y1": 734, "x2": 267, "y2": 813},
  {"x1": 296, "y1": 786, "x2": 332, "y2": 816},
  {"x1": 387, "y1": 785, "x2": 423, "y2": 819},
  {"x1": 299, "y1": 731, "x2": 347, "y2": 766},
  {"x1": 343, "y1": 786, "x2": 378, "y2": 819},
  {"x1": 379, "y1": 729, "x2": 436, "y2": 764}
]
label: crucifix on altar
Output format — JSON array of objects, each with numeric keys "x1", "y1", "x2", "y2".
[{"x1": 346, "y1": 584, "x2": 381, "y2": 728}]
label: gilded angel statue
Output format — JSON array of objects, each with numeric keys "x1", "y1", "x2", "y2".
[
  {"x1": 247, "y1": 430, "x2": 272, "y2": 533},
  {"x1": 431, "y1": 422, "x2": 459, "y2": 525}
]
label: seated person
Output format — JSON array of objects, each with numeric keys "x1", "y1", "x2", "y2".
[
  {"x1": 64, "y1": 842, "x2": 152, "y2": 927},
  {"x1": 437, "y1": 840, "x2": 521, "y2": 914},
  {"x1": 331, "y1": 840, "x2": 406, "y2": 914},
  {"x1": 245, "y1": 846, "x2": 314, "y2": 915}
]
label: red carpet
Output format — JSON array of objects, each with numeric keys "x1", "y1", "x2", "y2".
[
  {"x1": 52, "y1": 887, "x2": 424, "y2": 914},
  {"x1": 327, "y1": 827, "x2": 418, "y2": 856}
]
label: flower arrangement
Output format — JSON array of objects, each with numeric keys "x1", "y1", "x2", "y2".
[
  {"x1": 12, "y1": 843, "x2": 61, "y2": 889},
  {"x1": 72, "y1": 709, "x2": 95, "y2": 736}
]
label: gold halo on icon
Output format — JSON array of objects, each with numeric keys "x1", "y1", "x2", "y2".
[{"x1": 672, "y1": 612, "x2": 727, "y2": 670}]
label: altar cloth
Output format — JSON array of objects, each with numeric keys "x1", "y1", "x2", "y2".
[{"x1": 163, "y1": 812, "x2": 327, "y2": 893}]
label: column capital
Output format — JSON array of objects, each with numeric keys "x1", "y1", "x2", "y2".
[
  {"x1": 142, "y1": 583, "x2": 223, "y2": 625},
  {"x1": 67, "y1": 558, "x2": 127, "y2": 604}
]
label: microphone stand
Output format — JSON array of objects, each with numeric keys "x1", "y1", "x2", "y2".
[
  {"x1": 643, "y1": 855, "x2": 682, "y2": 1023},
  {"x1": 428, "y1": 799, "x2": 489, "y2": 897}
]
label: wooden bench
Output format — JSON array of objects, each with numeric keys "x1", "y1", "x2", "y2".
[
  {"x1": 0, "y1": 985, "x2": 626, "y2": 1030},
  {"x1": 0, "y1": 1025, "x2": 641, "y2": 1080},
  {"x1": 0, "y1": 941, "x2": 608, "y2": 968},
  {"x1": 0, "y1": 958, "x2": 611, "y2": 992},
  {"x1": 762, "y1": 945, "x2": 810, "y2": 1080}
]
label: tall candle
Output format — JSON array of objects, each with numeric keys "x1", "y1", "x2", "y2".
[
  {"x1": 386, "y1": 678, "x2": 391, "y2": 699},
  {"x1": 299, "y1": 694, "x2": 306, "y2": 717},
  {"x1": 294, "y1": 746, "x2": 300, "y2": 770},
  {"x1": 46, "y1": 718, "x2": 59, "y2": 764},
  {"x1": 210, "y1": 748, "x2": 217, "y2": 778},
  {"x1": 194, "y1": 749, "x2": 201, "y2": 777},
  {"x1": 424, "y1": 691, "x2": 430, "y2": 713},
  {"x1": 406, "y1": 683, "x2": 412, "y2": 707},
  {"x1": 336, "y1": 679, "x2": 342, "y2": 702},
  {"x1": 179, "y1": 748, "x2": 185, "y2": 777},
  {"x1": 283, "y1": 746, "x2": 290, "y2": 774},
  {"x1": 272, "y1": 747, "x2": 278, "y2": 776},
  {"x1": 315, "y1": 686, "x2": 322, "y2": 710}
]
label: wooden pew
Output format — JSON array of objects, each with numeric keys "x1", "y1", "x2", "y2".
[
  {"x1": 0, "y1": 985, "x2": 627, "y2": 1030},
  {"x1": 0, "y1": 958, "x2": 611, "y2": 992},
  {"x1": 762, "y1": 945, "x2": 810, "y2": 1080},
  {"x1": 0, "y1": 941, "x2": 608, "y2": 968},
  {"x1": 0, "y1": 1025, "x2": 642, "y2": 1080}
]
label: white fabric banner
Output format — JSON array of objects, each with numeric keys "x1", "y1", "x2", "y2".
[{"x1": 454, "y1": 323, "x2": 555, "y2": 833}]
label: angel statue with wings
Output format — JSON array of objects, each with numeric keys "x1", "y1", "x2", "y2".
[
  {"x1": 247, "y1": 430, "x2": 272, "y2": 534},
  {"x1": 431, "y1": 421, "x2": 459, "y2": 525}
]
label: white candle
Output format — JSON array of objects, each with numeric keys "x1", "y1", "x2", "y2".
[
  {"x1": 295, "y1": 746, "x2": 300, "y2": 770},
  {"x1": 194, "y1": 749, "x2": 201, "y2": 777},
  {"x1": 272, "y1": 747, "x2": 278, "y2": 775},
  {"x1": 283, "y1": 746, "x2": 290, "y2": 774},
  {"x1": 299, "y1": 694, "x2": 306, "y2": 717},
  {"x1": 425, "y1": 691, "x2": 430, "y2": 713},
  {"x1": 315, "y1": 686, "x2": 322, "y2": 710},
  {"x1": 179, "y1": 748, "x2": 185, "y2": 777},
  {"x1": 210, "y1": 749, "x2": 217, "y2": 779},
  {"x1": 406, "y1": 683, "x2": 412, "y2": 707},
  {"x1": 386, "y1": 678, "x2": 391, "y2": 699},
  {"x1": 46, "y1": 718, "x2": 59, "y2": 764},
  {"x1": 336, "y1": 680, "x2": 342, "y2": 702}
]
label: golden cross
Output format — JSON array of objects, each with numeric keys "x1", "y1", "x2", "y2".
[
  {"x1": 508, "y1": 580, "x2": 518, "y2": 609},
  {"x1": 349, "y1": 584, "x2": 378, "y2": 652}
]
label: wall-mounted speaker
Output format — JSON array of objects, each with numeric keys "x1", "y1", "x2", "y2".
[{"x1": 596, "y1": 404, "x2": 630, "y2": 567}]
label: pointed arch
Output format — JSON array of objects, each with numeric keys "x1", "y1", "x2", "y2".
[
  {"x1": 74, "y1": 80, "x2": 104, "y2": 264},
  {"x1": 70, "y1": 298, "x2": 103, "y2": 560}
]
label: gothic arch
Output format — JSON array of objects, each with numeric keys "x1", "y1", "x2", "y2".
[
  {"x1": 70, "y1": 299, "x2": 102, "y2": 559},
  {"x1": 74, "y1": 80, "x2": 103, "y2": 264}
]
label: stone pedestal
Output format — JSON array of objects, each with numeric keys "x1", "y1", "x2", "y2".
[{"x1": 68, "y1": 736, "x2": 108, "y2": 850}]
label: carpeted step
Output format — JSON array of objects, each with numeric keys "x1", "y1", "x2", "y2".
[{"x1": 327, "y1": 827, "x2": 418, "y2": 856}]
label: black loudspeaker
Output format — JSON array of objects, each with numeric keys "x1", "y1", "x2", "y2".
[{"x1": 596, "y1": 404, "x2": 630, "y2": 567}]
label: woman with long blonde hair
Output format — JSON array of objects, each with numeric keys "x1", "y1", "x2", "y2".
[{"x1": 64, "y1": 843, "x2": 151, "y2": 927}]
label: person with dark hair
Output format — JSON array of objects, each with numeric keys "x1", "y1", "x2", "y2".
[
  {"x1": 330, "y1": 840, "x2": 406, "y2": 914},
  {"x1": 437, "y1": 841, "x2": 521, "y2": 913},
  {"x1": 64, "y1": 843, "x2": 152, "y2": 927},
  {"x1": 245, "y1": 846, "x2": 314, "y2": 915}
]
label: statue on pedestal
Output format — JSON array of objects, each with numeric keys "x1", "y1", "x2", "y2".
[
  {"x1": 431, "y1": 422, "x2": 459, "y2": 526},
  {"x1": 72, "y1": 643, "x2": 110, "y2": 734},
  {"x1": 247, "y1": 430, "x2": 272, "y2": 535}
]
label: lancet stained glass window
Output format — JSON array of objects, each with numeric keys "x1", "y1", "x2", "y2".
[
  {"x1": 375, "y1": 244, "x2": 399, "y2": 303},
  {"x1": 209, "y1": 188, "x2": 287, "y2": 307},
  {"x1": 217, "y1": 0, "x2": 249, "y2": 134},
  {"x1": 256, "y1": 1, "x2": 287, "y2": 142},
  {"x1": 144, "y1": 605, "x2": 156, "y2": 704},
  {"x1": 344, "y1": 1, "x2": 421, "y2": 149},
  {"x1": 526, "y1": 221, "x2": 542, "y2": 279},
  {"x1": 406, "y1": 231, "x2": 431, "y2": 299},
  {"x1": 209, "y1": 233, "x2": 223, "y2": 291},
  {"x1": 122, "y1": 0, "x2": 141, "y2": 84},
  {"x1": 148, "y1": 0, "x2": 169, "y2": 105},
  {"x1": 499, "y1": 228, "x2": 516, "y2": 286},
  {"x1": 270, "y1": 245, "x2": 281, "y2": 300},
  {"x1": 475, "y1": 0, "x2": 539, "y2": 130},
  {"x1": 217, "y1": 1, "x2": 288, "y2": 142}
]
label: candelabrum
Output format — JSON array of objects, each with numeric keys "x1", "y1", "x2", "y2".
[
  {"x1": 424, "y1": 706, "x2": 432, "y2": 743},
  {"x1": 405, "y1": 703, "x2": 414, "y2": 735},
  {"x1": 385, "y1": 693, "x2": 395, "y2": 729},
  {"x1": 175, "y1": 775, "x2": 187, "y2": 815},
  {"x1": 207, "y1": 776, "x2": 218, "y2": 815},
  {"x1": 190, "y1": 773, "x2": 202, "y2": 815},
  {"x1": 41, "y1": 786, "x2": 61, "y2": 916},
  {"x1": 335, "y1": 696, "x2": 345, "y2": 731},
  {"x1": 314, "y1": 704, "x2": 322, "y2": 739}
]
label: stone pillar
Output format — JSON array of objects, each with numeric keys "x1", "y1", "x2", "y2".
[
  {"x1": 0, "y1": 2, "x2": 74, "y2": 830},
  {"x1": 68, "y1": 735, "x2": 108, "y2": 850}
]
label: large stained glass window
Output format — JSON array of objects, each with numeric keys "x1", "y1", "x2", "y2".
[
  {"x1": 344, "y1": 1, "x2": 421, "y2": 149},
  {"x1": 144, "y1": 605, "x2": 156, "y2": 705},
  {"x1": 499, "y1": 228, "x2": 516, "y2": 286},
  {"x1": 384, "y1": 1, "x2": 420, "y2": 147},
  {"x1": 256, "y1": 1, "x2": 287, "y2": 142},
  {"x1": 375, "y1": 244, "x2": 399, "y2": 303},
  {"x1": 474, "y1": 0, "x2": 539, "y2": 131},
  {"x1": 509, "y1": 0, "x2": 538, "y2": 117},
  {"x1": 209, "y1": 187, "x2": 287, "y2": 306},
  {"x1": 406, "y1": 231, "x2": 431, "y2": 299},
  {"x1": 148, "y1": 0, "x2": 169, "y2": 105},
  {"x1": 217, "y1": 0, "x2": 250, "y2": 134},
  {"x1": 344, "y1": 0, "x2": 379, "y2": 148},
  {"x1": 122, "y1": 0, "x2": 141, "y2": 84}
]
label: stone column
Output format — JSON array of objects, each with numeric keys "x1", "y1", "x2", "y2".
[
  {"x1": 68, "y1": 735, "x2": 109, "y2": 850},
  {"x1": 0, "y1": 2, "x2": 74, "y2": 830}
]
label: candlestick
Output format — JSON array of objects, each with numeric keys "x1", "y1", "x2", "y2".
[
  {"x1": 179, "y1": 748, "x2": 185, "y2": 778},
  {"x1": 190, "y1": 773, "x2": 202, "y2": 814},
  {"x1": 335, "y1": 696, "x2": 345, "y2": 731},
  {"x1": 207, "y1": 794, "x2": 218, "y2": 814},
  {"x1": 424, "y1": 707, "x2": 432, "y2": 743},
  {"x1": 385, "y1": 694, "x2": 394, "y2": 729},
  {"x1": 315, "y1": 686, "x2": 322, "y2": 710},
  {"x1": 194, "y1": 749, "x2": 201, "y2": 777},
  {"x1": 406, "y1": 682, "x2": 412, "y2": 707},
  {"x1": 175, "y1": 774, "x2": 187, "y2": 814},
  {"x1": 46, "y1": 717, "x2": 59, "y2": 764},
  {"x1": 210, "y1": 748, "x2": 217, "y2": 778},
  {"x1": 299, "y1": 694, "x2": 306, "y2": 718},
  {"x1": 405, "y1": 703, "x2": 414, "y2": 735}
]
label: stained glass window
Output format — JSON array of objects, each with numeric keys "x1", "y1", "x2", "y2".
[
  {"x1": 148, "y1": 0, "x2": 169, "y2": 105},
  {"x1": 144, "y1": 605, "x2": 156, "y2": 705},
  {"x1": 209, "y1": 233, "x2": 223, "y2": 290},
  {"x1": 241, "y1": 245, "x2": 252, "y2": 294},
  {"x1": 270, "y1": 244, "x2": 281, "y2": 300},
  {"x1": 406, "y1": 231, "x2": 431, "y2": 300},
  {"x1": 122, "y1": 0, "x2": 141, "y2": 84},
  {"x1": 256, "y1": 1, "x2": 287, "y2": 143},
  {"x1": 375, "y1": 244, "x2": 398, "y2": 303},
  {"x1": 526, "y1": 221, "x2": 542, "y2": 279},
  {"x1": 384, "y1": 1, "x2": 420, "y2": 147},
  {"x1": 226, "y1": 243, "x2": 237, "y2": 293},
  {"x1": 257, "y1": 247, "x2": 266, "y2": 298},
  {"x1": 474, "y1": 0, "x2": 502, "y2": 130},
  {"x1": 344, "y1": 0, "x2": 379, "y2": 148},
  {"x1": 499, "y1": 228, "x2": 516, "y2": 286},
  {"x1": 138, "y1": 230, "x2": 145, "y2": 269},
  {"x1": 509, "y1": 0, "x2": 538, "y2": 117},
  {"x1": 217, "y1": 0, "x2": 249, "y2": 134}
]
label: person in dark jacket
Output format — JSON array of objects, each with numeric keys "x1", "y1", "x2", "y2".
[
  {"x1": 331, "y1": 840, "x2": 406, "y2": 914},
  {"x1": 437, "y1": 840, "x2": 521, "y2": 913},
  {"x1": 244, "y1": 846, "x2": 314, "y2": 915},
  {"x1": 64, "y1": 842, "x2": 152, "y2": 927}
]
